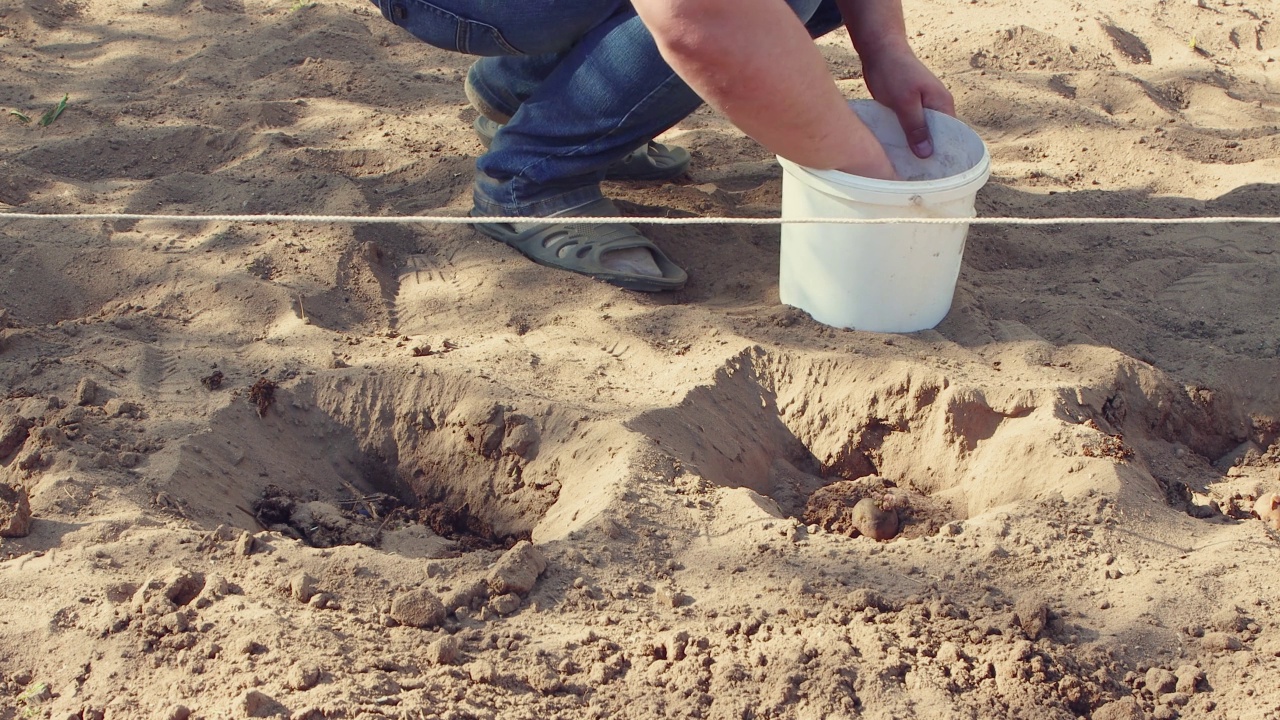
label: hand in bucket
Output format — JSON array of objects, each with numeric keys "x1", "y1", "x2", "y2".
[{"x1": 861, "y1": 46, "x2": 956, "y2": 159}]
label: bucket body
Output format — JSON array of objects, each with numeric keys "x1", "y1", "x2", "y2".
[{"x1": 778, "y1": 100, "x2": 991, "y2": 333}]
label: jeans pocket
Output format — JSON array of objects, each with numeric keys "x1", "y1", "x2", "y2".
[{"x1": 376, "y1": 0, "x2": 520, "y2": 56}]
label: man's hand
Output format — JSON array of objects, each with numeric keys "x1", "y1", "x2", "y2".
[
  {"x1": 836, "y1": 0, "x2": 954, "y2": 158},
  {"x1": 860, "y1": 45, "x2": 955, "y2": 158}
]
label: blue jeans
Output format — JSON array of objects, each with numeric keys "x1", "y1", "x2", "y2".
[{"x1": 373, "y1": 0, "x2": 845, "y2": 216}]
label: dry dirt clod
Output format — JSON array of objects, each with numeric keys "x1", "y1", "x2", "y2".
[
  {"x1": 1008, "y1": 639, "x2": 1034, "y2": 663},
  {"x1": 360, "y1": 240, "x2": 383, "y2": 265},
  {"x1": 656, "y1": 588, "x2": 690, "y2": 608},
  {"x1": 32, "y1": 425, "x2": 66, "y2": 448},
  {"x1": 0, "y1": 415, "x2": 32, "y2": 460},
  {"x1": 1092, "y1": 696, "x2": 1145, "y2": 720},
  {"x1": 440, "y1": 579, "x2": 486, "y2": 614},
  {"x1": 0, "y1": 482, "x2": 33, "y2": 538},
  {"x1": 1254, "y1": 493, "x2": 1280, "y2": 531},
  {"x1": 489, "y1": 593, "x2": 521, "y2": 615},
  {"x1": 193, "y1": 574, "x2": 229, "y2": 609},
  {"x1": 289, "y1": 572, "x2": 318, "y2": 603},
  {"x1": 526, "y1": 663, "x2": 562, "y2": 694},
  {"x1": 487, "y1": 541, "x2": 548, "y2": 596},
  {"x1": 1014, "y1": 595, "x2": 1050, "y2": 639},
  {"x1": 501, "y1": 416, "x2": 540, "y2": 459},
  {"x1": 1174, "y1": 665, "x2": 1203, "y2": 694},
  {"x1": 936, "y1": 641, "x2": 962, "y2": 664},
  {"x1": 1146, "y1": 667, "x2": 1177, "y2": 694},
  {"x1": 285, "y1": 664, "x2": 321, "y2": 691},
  {"x1": 238, "y1": 638, "x2": 267, "y2": 655},
  {"x1": 389, "y1": 588, "x2": 446, "y2": 629},
  {"x1": 427, "y1": 635, "x2": 460, "y2": 666},
  {"x1": 1201, "y1": 631, "x2": 1243, "y2": 652},
  {"x1": 74, "y1": 377, "x2": 99, "y2": 406},
  {"x1": 161, "y1": 569, "x2": 205, "y2": 606},
  {"x1": 240, "y1": 689, "x2": 282, "y2": 718},
  {"x1": 852, "y1": 498, "x2": 900, "y2": 540},
  {"x1": 468, "y1": 660, "x2": 496, "y2": 684},
  {"x1": 104, "y1": 398, "x2": 142, "y2": 418},
  {"x1": 1209, "y1": 607, "x2": 1247, "y2": 633},
  {"x1": 235, "y1": 532, "x2": 256, "y2": 556},
  {"x1": 847, "y1": 588, "x2": 890, "y2": 612},
  {"x1": 132, "y1": 567, "x2": 205, "y2": 614}
]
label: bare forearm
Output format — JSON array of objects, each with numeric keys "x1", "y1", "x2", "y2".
[
  {"x1": 835, "y1": 0, "x2": 912, "y2": 58},
  {"x1": 633, "y1": 0, "x2": 895, "y2": 178}
]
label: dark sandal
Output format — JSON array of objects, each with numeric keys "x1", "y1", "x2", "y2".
[
  {"x1": 472, "y1": 116, "x2": 691, "y2": 182},
  {"x1": 471, "y1": 198, "x2": 687, "y2": 292}
]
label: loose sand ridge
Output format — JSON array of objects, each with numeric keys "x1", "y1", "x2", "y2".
[{"x1": 2, "y1": 0, "x2": 1280, "y2": 717}]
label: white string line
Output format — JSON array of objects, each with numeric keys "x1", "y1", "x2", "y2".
[{"x1": 2, "y1": 212, "x2": 1280, "y2": 226}]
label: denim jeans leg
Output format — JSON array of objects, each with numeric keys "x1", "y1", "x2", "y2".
[
  {"x1": 805, "y1": 0, "x2": 845, "y2": 39},
  {"x1": 372, "y1": 0, "x2": 625, "y2": 57},
  {"x1": 467, "y1": 54, "x2": 566, "y2": 121},
  {"x1": 466, "y1": 0, "x2": 843, "y2": 121},
  {"x1": 472, "y1": 8, "x2": 708, "y2": 216},
  {"x1": 372, "y1": 0, "x2": 831, "y2": 217},
  {"x1": 476, "y1": 0, "x2": 831, "y2": 216}
]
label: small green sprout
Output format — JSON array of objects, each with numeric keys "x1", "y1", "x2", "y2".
[
  {"x1": 17, "y1": 683, "x2": 48, "y2": 703},
  {"x1": 17, "y1": 683, "x2": 50, "y2": 717},
  {"x1": 8, "y1": 109, "x2": 31, "y2": 123},
  {"x1": 39, "y1": 94, "x2": 68, "y2": 127}
]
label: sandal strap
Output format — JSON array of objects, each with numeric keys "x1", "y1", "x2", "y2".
[
  {"x1": 472, "y1": 198, "x2": 688, "y2": 292},
  {"x1": 533, "y1": 221, "x2": 662, "y2": 263}
]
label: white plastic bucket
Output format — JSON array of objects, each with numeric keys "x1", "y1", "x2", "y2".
[{"x1": 778, "y1": 100, "x2": 991, "y2": 333}]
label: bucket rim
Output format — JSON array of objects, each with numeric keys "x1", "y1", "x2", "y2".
[
  {"x1": 777, "y1": 145, "x2": 991, "y2": 197},
  {"x1": 777, "y1": 102, "x2": 992, "y2": 196}
]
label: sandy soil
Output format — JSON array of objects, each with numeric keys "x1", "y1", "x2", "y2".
[{"x1": 2, "y1": 0, "x2": 1280, "y2": 717}]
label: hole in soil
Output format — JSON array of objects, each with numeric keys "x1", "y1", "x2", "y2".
[
  {"x1": 629, "y1": 348, "x2": 1255, "y2": 538},
  {"x1": 248, "y1": 481, "x2": 510, "y2": 552},
  {"x1": 160, "y1": 369, "x2": 593, "y2": 550},
  {"x1": 250, "y1": 483, "x2": 403, "y2": 548},
  {"x1": 628, "y1": 351, "x2": 972, "y2": 539}
]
